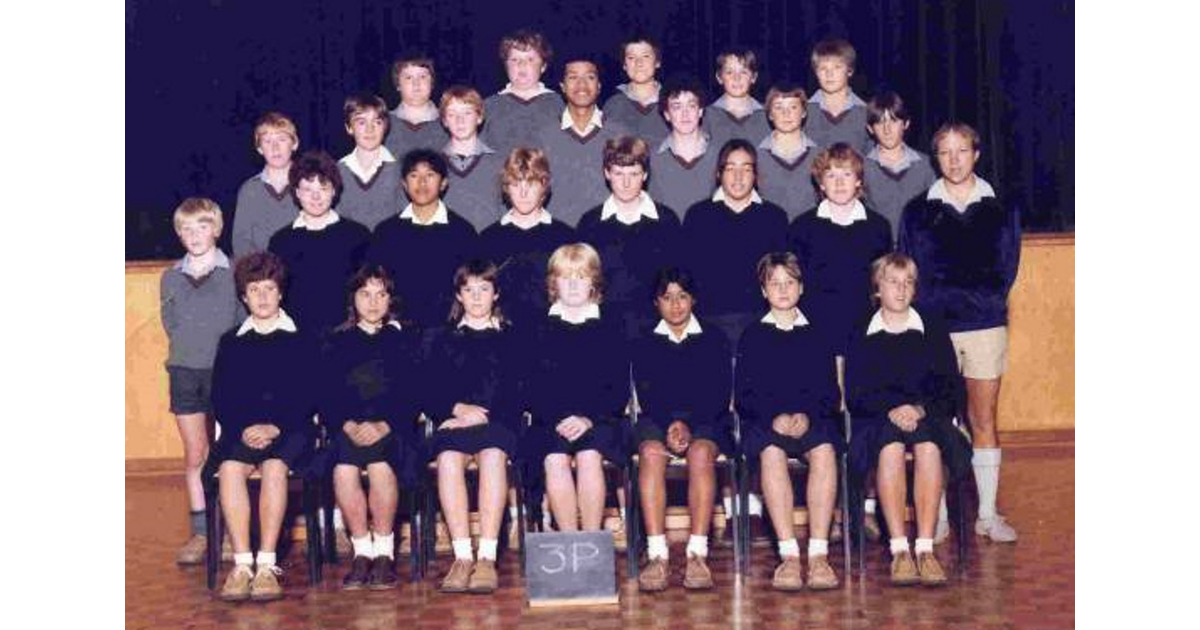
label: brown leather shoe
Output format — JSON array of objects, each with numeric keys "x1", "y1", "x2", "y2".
[
  {"x1": 749, "y1": 515, "x2": 772, "y2": 548},
  {"x1": 468, "y1": 559, "x2": 499, "y2": 593},
  {"x1": 772, "y1": 556, "x2": 804, "y2": 591},
  {"x1": 806, "y1": 554, "x2": 839, "y2": 590},
  {"x1": 249, "y1": 565, "x2": 284, "y2": 601},
  {"x1": 638, "y1": 558, "x2": 669, "y2": 592},
  {"x1": 219, "y1": 564, "x2": 253, "y2": 602},
  {"x1": 917, "y1": 552, "x2": 948, "y2": 586},
  {"x1": 176, "y1": 534, "x2": 207, "y2": 566},
  {"x1": 440, "y1": 558, "x2": 474, "y2": 592},
  {"x1": 683, "y1": 555, "x2": 714, "y2": 590},
  {"x1": 863, "y1": 513, "x2": 883, "y2": 542},
  {"x1": 890, "y1": 551, "x2": 920, "y2": 586},
  {"x1": 369, "y1": 556, "x2": 399, "y2": 590},
  {"x1": 342, "y1": 555, "x2": 372, "y2": 590}
]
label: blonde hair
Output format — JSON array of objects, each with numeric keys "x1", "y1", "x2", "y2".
[
  {"x1": 764, "y1": 84, "x2": 808, "y2": 115},
  {"x1": 253, "y1": 111, "x2": 298, "y2": 148},
  {"x1": 439, "y1": 85, "x2": 485, "y2": 120},
  {"x1": 546, "y1": 242, "x2": 604, "y2": 304},
  {"x1": 501, "y1": 146, "x2": 551, "y2": 192},
  {"x1": 173, "y1": 197, "x2": 224, "y2": 236},
  {"x1": 870, "y1": 252, "x2": 919, "y2": 304}
]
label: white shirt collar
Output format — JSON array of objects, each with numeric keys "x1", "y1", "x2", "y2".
[
  {"x1": 399, "y1": 200, "x2": 450, "y2": 226},
  {"x1": 601, "y1": 192, "x2": 659, "y2": 224},
  {"x1": 866, "y1": 307, "x2": 926, "y2": 336},
  {"x1": 616, "y1": 82, "x2": 660, "y2": 104},
  {"x1": 560, "y1": 106, "x2": 604, "y2": 134},
  {"x1": 292, "y1": 210, "x2": 342, "y2": 231},
  {"x1": 391, "y1": 101, "x2": 439, "y2": 124},
  {"x1": 358, "y1": 320, "x2": 404, "y2": 335},
  {"x1": 339, "y1": 146, "x2": 397, "y2": 182},
  {"x1": 456, "y1": 316, "x2": 502, "y2": 331},
  {"x1": 499, "y1": 208, "x2": 553, "y2": 226},
  {"x1": 760, "y1": 307, "x2": 810, "y2": 331},
  {"x1": 816, "y1": 199, "x2": 868, "y2": 226},
  {"x1": 712, "y1": 94, "x2": 764, "y2": 114},
  {"x1": 810, "y1": 90, "x2": 867, "y2": 112},
  {"x1": 236, "y1": 309, "x2": 298, "y2": 337},
  {"x1": 175, "y1": 249, "x2": 231, "y2": 275},
  {"x1": 926, "y1": 176, "x2": 996, "y2": 213},
  {"x1": 548, "y1": 301, "x2": 601, "y2": 324},
  {"x1": 653, "y1": 316, "x2": 703, "y2": 344},
  {"x1": 712, "y1": 187, "x2": 763, "y2": 205},
  {"x1": 500, "y1": 82, "x2": 554, "y2": 97}
]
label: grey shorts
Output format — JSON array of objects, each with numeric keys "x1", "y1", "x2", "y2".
[{"x1": 167, "y1": 366, "x2": 213, "y2": 415}]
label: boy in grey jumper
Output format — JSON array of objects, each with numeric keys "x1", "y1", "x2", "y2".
[
  {"x1": 160, "y1": 197, "x2": 243, "y2": 564},
  {"x1": 806, "y1": 38, "x2": 871, "y2": 154},
  {"x1": 756, "y1": 84, "x2": 821, "y2": 221},
  {"x1": 232, "y1": 112, "x2": 300, "y2": 259},
  {"x1": 649, "y1": 78, "x2": 718, "y2": 221},
  {"x1": 601, "y1": 35, "x2": 668, "y2": 147},
  {"x1": 337, "y1": 92, "x2": 406, "y2": 231},
  {"x1": 440, "y1": 86, "x2": 505, "y2": 232},
  {"x1": 482, "y1": 29, "x2": 564, "y2": 157},
  {"x1": 702, "y1": 48, "x2": 771, "y2": 150},
  {"x1": 863, "y1": 92, "x2": 936, "y2": 242},
  {"x1": 384, "y1": 53, "x2": 450, "y2": 161}
]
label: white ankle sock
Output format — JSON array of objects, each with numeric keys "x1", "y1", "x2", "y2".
[
  {"x1": 747, "y1": 493, "x2": 763, "y2": 516},
  {"x1": 452, "y1": 538, "x2": 474, "y2": 561},
  {"x1": 914, "y1": 538, "x2": 933, "y2": 554},
  {"x1": 973, "y1": 448, "x2": 1002, "y2": 520},
  {"x1": 351, "y1": 534, "x2": 374, "y2": 559},
  {"x1": 478, "y1": 538, "x2": 498, "y2": 561},
  {"x1": 647, "y1": 535, "x2": 669, "y2": 561},
  {"x1": 372, "y1": 532, "x2": 394, "y2": 559},
  {"x1": 938, "y1": 495, "x2": 949, "y2": 522},
  {"x1": 233, "y1": 552, "x2": 254, "y2": 567},
  {"x1": 808, "y1": 539, "x2": 828, "y2": 557},
  {"x1": 255, "y1": 551, "x2": 276, "y2": 568},
  {"x1": 778, "y1": 538, "x2": 800, "y2": 558},
  {"x1": 889, "y1": 538, "x2": 910, "y2": 555},
  {"x1": 509, "y1": 506, "x2": 519, "y2": 521},
  {"x1": 686, "y1": 535, "x2": 709, "y2": 558},
  {"x1": 864, "y1": 498, "x2": 877, "y2": 514}
]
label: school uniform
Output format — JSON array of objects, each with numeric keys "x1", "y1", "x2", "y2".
[
  {"x1": 805, "y1": 91, "x2": 871, "y2": 155},
  {"x1": 384, "y1": 103, "x2": 450, "y2": 161},
  {"x1": 232, "y1": 171, "x2": 295, "y2": 259},
  {"x1": 442, "y1": 139, "x2": 506, "y2": 232},
  {"x1": 702, "y1": 95, "x2": 772, "y2": 150},
  {"x1": 756, "y1": 133, "x2": 821, "y2": 221},
  {"x1": 336, "y1": 148, "x2": 407, "y2": 232},
  {"x1": 863, "y1": 144, "x2": 937, "y2": 243},
  {"x1": 647, "y1": 135, "x2": 719, "y2": 222},
  {"x1": 482, "y1": 83, "x2": 564, "y2": 157},
  {"x1": 267, "y1": 211, "x2": 371, "y2": 336},
  {"x1": 477, "y1": 210, "x2": 575, "y2": 330},
  {"x1": 601, "y1": 83, "x2": 669, "y2": 146},
  {"x1": 537, "y1": 107, "x2": 629, "y2": 227}
]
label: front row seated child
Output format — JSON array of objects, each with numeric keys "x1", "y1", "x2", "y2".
[
  {"x1": 524, "y1": 243, "x2": 627, "y2": 532},
  {"x1": 844, "y1": 253, "x2": 970, "y2": 586},
  {"x1": 161, "y1": 198, "x2": 242, "y2": 565},
  {"x1": 321, "y1": 265, "x2": 421, "y2": 591},
  {"x1": 632, "y1": 267, "x2": 732, "y2": 592},
  {"x1": 211, "y1": 251, "x2": 318, "y2": 602},
  {"x1": 735, "y1": 252, "x2": 841, "y2": 591},
  {"x1": 427, "y1": 260, "x2": 525, "y2": 594}
]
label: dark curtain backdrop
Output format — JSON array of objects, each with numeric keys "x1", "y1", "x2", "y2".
[{"x1": 126, "y1": 0, "x2": 1073, "y2": 260}]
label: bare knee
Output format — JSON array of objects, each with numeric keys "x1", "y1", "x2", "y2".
[
  {"x1": 687, "y1": 441, "x2": 716, "y2": 470},
  {"x1": 805, "y1": 444, "x2": 836, "y2": 473}
]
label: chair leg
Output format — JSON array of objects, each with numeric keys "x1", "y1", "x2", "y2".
[
  {"x1": 955, "y1": 475, "x2": 969, "y2": 577},
  {"x1": 515, "y1": 465, "x2": 527, "y2": 571},
  {"x1": 408, "y1": 487, "x2": 423, "y2": 582},
  {"x1": 850, "y1": 467, "x2": 866, "y2": 576},
  {"x1": 206, "y1": 482, "x2": 220, "y2": 591},
  {"x1": 738, "y1": 458, "x2": 751, "y2": 575},
  {"x1": 727, "y1": 460, "x2": 742, "y2": 576},
  {"x1": 323, "y1": 479, "x2": 338, "y2": 565},
  {"x1": 303, "y1": 481, "x2": 322, "y2": 586},
  {"x1": 625, "y1": 462, "x2": 639, "y2": 579}
]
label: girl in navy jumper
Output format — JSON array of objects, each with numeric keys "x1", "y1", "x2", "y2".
[
  {"x1": 631, "y1": 267, "x2": 731, "y2": 592},
  {"x1": 210, "y1": 252, "x2": 317, "y2": 602},
  {"x1": 735, "y1": 252, "x2": 841, "y2": 592},
  {"x1": 525, "y1": 244, "x2": 627, "y2": 532},
  {"x1": 426, "y1": 260, "x2": 526, "y2": 593},
  {"x1": 321, "y1": 265, "x2": 421, "y2": 591},
  {"x1": 845, "y1": 253, "x2": 968, "y2": 586}
]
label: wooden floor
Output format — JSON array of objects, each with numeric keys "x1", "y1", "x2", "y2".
[{"x1": 125, "y1": 439, "x2": 1074, "y2": 629}]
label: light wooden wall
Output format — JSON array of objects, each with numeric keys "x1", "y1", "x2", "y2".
[{"x1": 124, "y1": 235, "x2": 1075, "y2": 461}]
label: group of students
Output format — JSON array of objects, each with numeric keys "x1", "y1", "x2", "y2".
[{"x1": 159, "y1": 29, "x2": 1021, "y2": 603}]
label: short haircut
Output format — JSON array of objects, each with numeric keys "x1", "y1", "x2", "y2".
[
  {"x1": 659, "y1": 75, "x2": 708, "y2": 116},
  {"x1": 391, "y1": 53, "x2": 436, "y2": 89},
  {"x1": 715, "y1": 138, "x2": 758, "y2": 184},
  {"x1": 602, "y1": 135, "x2": 650, "y2": 172},
  {"x1": 932, "y1": 121, "x2": 981, "y2": 153},
  {"x1": 652, "y1": 266, "x2": 699, "y2": 301},
  {"x1": 764, "y1": 84, "x2": 808, "y2": 115},
  {"x1": 870, "y1": 252, "x2": 919, "y2": 304},
  {"x1": 501, "y1": 146, "x2": 551, "y2": 190},
  {"x1": 343, "y1": 91, "x2": 388, "y2": 126},
  {"x1": 499, "y1": 29, "x2": 553, "y2": 65},
  {"x1": 173, "y1": 197, "x2": 224, "y2": 236},
  {"x1": 438, "y1": 85, "x2": 485, "y2": 120},
  {"x1": 811, "y1": 142, "x2": 865, "y2": 183},
  {"x1": 810, "y1": 37, "x2": 857, "y2": 71},
  {"x1": 620, "y1": 34, "x2": 661, "y2": 63},
  {"x1": 561, "y1": 53, "x2": 602, "y2": 74},
  {"x1": 866, "y1": 91, "x2": 913, "y2": 126},
  {"x1": 401, "y1": 148, "x2": 449, "y2": 180},
  {"x1": 546, "y1": 242, "x2": 605, "y2": 304},
  {"x1": 447, "y1": 259, "x2": 508, "y2": 326},
  {"x1": 253, "y1": 111, "x2": 298, "y2": 148},
  {"x1": 756, "y1": 251, "x2": 802, "y2": 287},
  {"x1": 338, "y1": 264, "x2": 400, "y2": 330},
  {"x1": 289, "y1": 150, "x2": 343, "y2": 207},
  {"x1": 716, "y1": 47, "x2": 759, "y2": 74},
  {"x1": 235, "y1": 250, "x2": 288, "y2": 298}
]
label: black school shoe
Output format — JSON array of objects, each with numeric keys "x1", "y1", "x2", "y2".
[
  {"x1": 342, "y1": 555, "x2": 373, "y2": 590},
  {"x1": 368, "y1": 556, "x2": 399, "y2": 590}
]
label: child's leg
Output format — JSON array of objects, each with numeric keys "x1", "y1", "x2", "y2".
[
  {"x1": 760, "y1": 446, "x2": 796, "y2": 545},
  {"x1": 218, "y1": 460, "x2": 254, "y2": 554},
  {"x1": 334, "y1": 464, "x2": 371, "y2": 540},
  {"x1": 365, "y1": 462, "x2": 399, "y2": 536},
  {"x1": 175, "y1": 413, "x2": 210, "y2": 514},
  {"x1": 257, "y1": 459, "x2": 290, "y2": 554},
  {"x1": 475, "y1": 448, "x2": 508, "y2": 546},
  {"x1": 967, "y1": 377, "x2": 1003, "y2": 519},
  {"x1": 912, "y1": 443, "x2": 944, "y2": 541},
  {"x1": 804, "y1": 444, "x2": 838, "y2": 541},
  {"x1": 876, "y1": 442, "x2": 908, "y2": 537},
  {"x1": 544, "y1": 454, "x2": 579, "y2": 532},
  {"x1": 436, "y1": 451, "x2": 472, "y2": 549},
  {"x1": 638, "y1": 441, "x2": 670, "y2": 538},
  {"x1": 685, "y1": 440, "x2": 717, "y2": 538},
  {"x1": 574, "y1": 450, "x2": 606, "y2": 531}
]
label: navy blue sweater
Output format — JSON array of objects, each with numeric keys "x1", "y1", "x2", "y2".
[
  {"x1": 211, "y1": 327, "x2": 318, "y2": 441},
  {"x1": 681, "y1": 199, "x2": 789, "y2": 316},
  {"x1": 318, "y1": 324, "x2": 423, "y2": 439},
  {"x1": 576, "y1": 204, "x2": 682, "y2": 324},
  {"x1": 366, "y1": 210, "x2": 478, "y2": 329},
  {"x1": 898, "y1": 191, "x2": 1021, "y2": 332},
  {"x1": 477, "y1": 218, "x2": 576, "y2": 330},
  {"x1": 734, "y1": 320, "x2": 840, "y2": 431},
  {"x1": 528, "y1": 314, "x2": 628, "y2": 430},
  {"x1": 425, "y1": 324, "x2": 529, "y2": 433},
  {"x1": 268, "y1": 218, "x2": 371, "y2": 336},
  {"x1": 632, "y1": 319, "x2": 731, "y2": 433},
  {"x1": 788, "y1": 207, "x2": 893, "y2": 354},
  {"x1": 844, "y1": 313, "x2": 961, "y2": 425}
]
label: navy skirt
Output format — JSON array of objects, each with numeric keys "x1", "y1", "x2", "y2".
[{"x1": 426, "y1": 421, "x2": 518, "y2": 460}]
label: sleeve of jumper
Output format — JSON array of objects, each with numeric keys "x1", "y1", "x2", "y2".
[
  {"x1": 788, "y1": 219, "x2": 812, "y2": 270},
  {"x1": 591, "y1": 333, "x2": 631, "y2": 426},
  {"x1": 315, "y1": 338, "x2": 346, "y2": 433},
  {"x1": 283, "y1": 336, "x2": 320, "y2": 440},
  {"x1": 391, "y1": 333, "x2": 425, "y2": 437},
  {"x1": 693, "y1": 336, "x2": 733, "y2": 432},
  {"x1": 159, "y1": 272, "x2": 178, "y2": 337},
  {"x1": 1000, "y1": 203, "x2": 1022, "y2": 297},
  {"x1": 210, "y1": 336, "x2": 244, "y2": 436},
  {"x1": 845, "y1": 339, "x2": 886, "y2": 419},
  {"x1": 896, "y1": 199, "x2": 920, "y2": 260},
  {"x1": 733, "y1": 335, "x2": 764, "y2": 427},
  {"x1": 921, "y1": 325, "x2": 963, "y2": 421},
  {"x1": 424, "y1": 334, "x2": 458, "y2": 423}
]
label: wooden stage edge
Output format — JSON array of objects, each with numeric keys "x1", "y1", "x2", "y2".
[{"x1": 125, "y1": 428, "x2": 1074, "y2": 477}]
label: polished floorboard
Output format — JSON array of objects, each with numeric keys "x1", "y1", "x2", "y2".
[{"x1": 126, "y1": 441, "x2": 1073, "y2": 629}]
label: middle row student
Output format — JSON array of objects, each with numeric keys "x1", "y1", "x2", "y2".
[{"x1": 337, "y1": 92, "x2": 406, "y2": 232}]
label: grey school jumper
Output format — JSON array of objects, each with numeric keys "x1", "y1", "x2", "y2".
[
  {"x1": 160, "y1": 251, "x2": 243, "y2": 369},
  {"x1": 336, "y1": 161, "x2": 406, "y2": 232},
  {"x1": 648, "y1": 137, "x2": 719, "y2": 222},
  {"x1": 863, "y1": 145, "x2": 937, "y2": 242},
  {"x1": 602, "y1": 85, "x2": 668, "y2": 146},
  {"x1": 384, "y1": 112, "x2": 449, "y2": 163},
  {"x1": 443, "y1": 143, "x2": 505, "y2": 232},
  {"x1": 538, "y1": 117, "x2": 629, "y2": 227},
  {"x1": 232, "y1": 173, "x2": 295, "y2": 259},
  {"x1": 805, "y1": 91, "x2": 871, "y2": 155},
  {"x1": 756, "y1": 134, "x2": 821, "y2": 221},
  {"x1": 703, "y1": 96, "x2": 772, "y2": 150},
  {"x1": 482, "y1": 90, "x2": 564, "y2": 157}
]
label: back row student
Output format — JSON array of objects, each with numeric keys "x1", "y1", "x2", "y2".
[
  {"x1": 702, "y1": 47, "x2": 770, "y2": 150},
  {"x1": 756, "y1": 84, "x2": 821, "y2": 221},
  {"x1": 483, "y1": 29, "x2": 563, "y2": 158},
  {"x1": 232, "y1": 113, "x2": 299, "y2": 259},
  {"x1": 440, "y1": 86, "x2": 504, "y2": 232},
  {"x1": 384, "y1": 53, "x2": 449, "y2": 162},
  {"x1": 648, "y1": 77, "x2": 719, "y2": 221},
  {"x1": 601, "y1": 35, "x2": 669, "y2": 146}
]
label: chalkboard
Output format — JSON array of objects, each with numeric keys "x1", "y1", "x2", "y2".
[{"x1": 523, "y1": 530, "x2": 619, "y2": 608}]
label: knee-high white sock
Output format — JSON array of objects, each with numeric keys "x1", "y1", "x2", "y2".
[{"x1": 973, "y1": 448, "x2": 1001, "y2": 520}]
